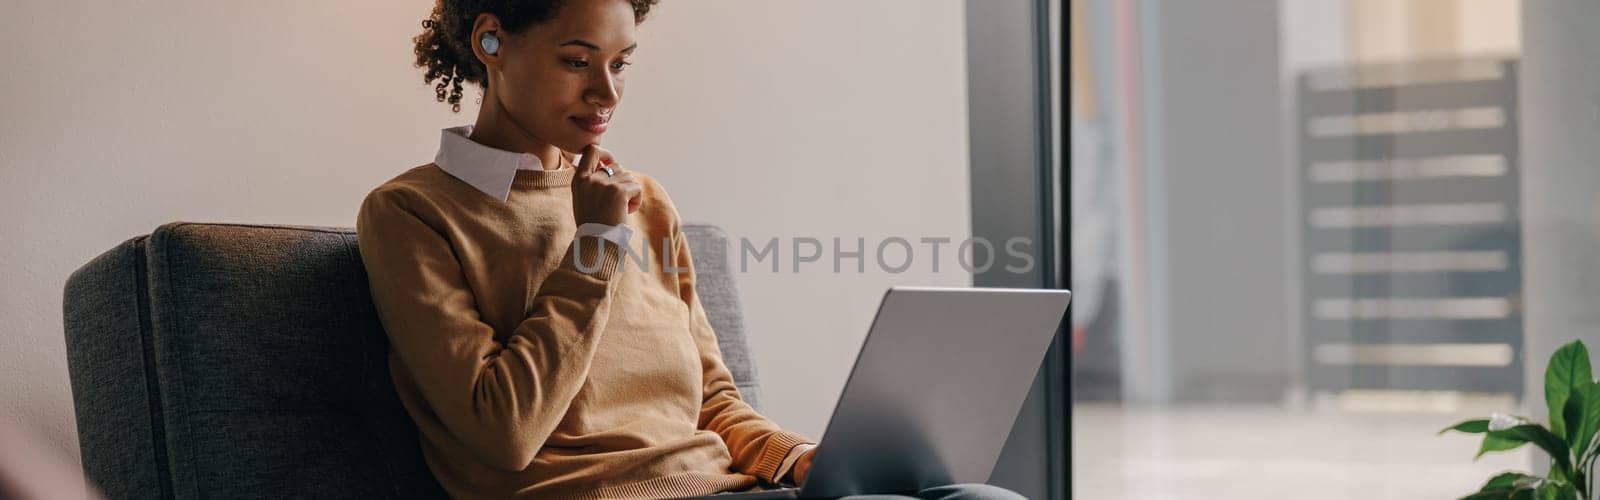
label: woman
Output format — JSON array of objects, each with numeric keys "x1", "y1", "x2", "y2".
[{"x1": 356, "y1": 1, "x2": 1023, "y2": 499}]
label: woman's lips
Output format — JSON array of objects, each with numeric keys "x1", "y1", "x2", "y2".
[{"x1": 571, "y1": 116, "x2": 609, "y2": 134}]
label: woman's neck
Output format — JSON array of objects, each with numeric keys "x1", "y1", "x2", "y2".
[{"x1": 468, "y1": 89, "x2": 568, "y2": 171}]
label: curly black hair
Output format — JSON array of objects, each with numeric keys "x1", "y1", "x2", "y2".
[{"x1": 414, "y1": 0, "x2": 659, "y2": 113}]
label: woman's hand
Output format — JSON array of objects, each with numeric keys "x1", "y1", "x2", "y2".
[
  {"x1": 571, "y1": 144, "x2": 643, "y2": 227},
  {"x1": 790, "y1": 446, "x2": 818, "y2": 485}
]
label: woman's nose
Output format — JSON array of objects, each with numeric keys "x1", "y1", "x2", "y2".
[{"x1": 586, "y1": 73, "x2": 621, "y2": 108}]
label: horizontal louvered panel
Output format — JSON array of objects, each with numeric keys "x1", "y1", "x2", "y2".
[
  {"x1": 1305, "y1": 174, "x2": 1517, "y2": 207},
  {"x1": 1302, "y1": 128, "x2": 1514, "y2": 161},
  {"x1": 1311, "y1": 297, "x2": 1511, "y2": 320},
  {"x1": 1310, "y1": 250, "x2": 1509, "y2": 274},
  {"x1": 1301, "y1": 77, "x2": 1514, "y2": 117},
  {"x1": 1306, "y1": 364, "x2": 1522, "y2": 393},
  {"x1": 1308, "y1": 154, "x2": 1507, "y2": 183},
  {"x1": 1312, "y1": 342, "x2": 1514, "y2": 367},
  {"x1": 1308, "y1": 317, "x2": 1523, "y2": 345},
  {"x1": 1306, "y1": 272, "x2": 1520, "y2": 298},
  {"x1": 1305, "y1": 224, "x2": 1520, "y2": 254},
  {"x1": 1300, "y1": 59, "x2": 1508, "y2": 93}
]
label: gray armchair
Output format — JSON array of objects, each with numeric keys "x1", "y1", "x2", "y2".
[{"x1": 62, "y1": 221, "x2": 764, "y2": 499}]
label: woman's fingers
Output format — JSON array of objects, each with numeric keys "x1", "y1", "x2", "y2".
[
  {"x1": 576, "y1": 144, "x2": 616, "y2": 176},
  {"x1": 605, "y1": 174, "x2": 642, "y2": 214},
  {"x1": 596, "y1": 167, "x2": 642, "y2": 215},
  {"x1": 577, "y1": 144, "x2": 598, "y2": 173},
  {"x1": 571, "y1": 145, "x2": 644, "y2": 222},
  {"x1": 572, "y1": 144, "x2": 624, "y2": 226}
]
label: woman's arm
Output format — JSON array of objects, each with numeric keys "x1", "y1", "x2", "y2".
[
  {"x1": 668, "y1": 226, "x2": 817, "y2": 483},
  {"x1": 356, "y1": 187, "x2": 625, "y2": 472}
]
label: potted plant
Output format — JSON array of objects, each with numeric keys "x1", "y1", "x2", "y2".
[{"x1": 1443, "y1": 340, "x2": 1600, "y2": 499}]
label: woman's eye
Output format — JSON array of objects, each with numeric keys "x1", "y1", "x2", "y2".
[
  {"x1": 564, "y1": 59, "x2": 589, "y2": 69},
  {"x1": 611, "y1": 60, "x2": 632, "y2": 72}
]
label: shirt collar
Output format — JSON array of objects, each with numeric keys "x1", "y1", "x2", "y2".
[{"x1": 434, "y1": 125, "x2": 549, "y2": 202}]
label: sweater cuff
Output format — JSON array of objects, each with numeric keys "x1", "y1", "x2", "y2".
[
  {"x1": 575, "y1": 222, "x2": 635, "y2": 247},
  {"x1": 752, "y1": 430, "x2": 814, "y2": 483},
  {"x1": 562, "y1": 235, "x2": 626, "y2": 280}
]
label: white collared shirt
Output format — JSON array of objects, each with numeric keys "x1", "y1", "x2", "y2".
[
  {"x1": 775, "y1": 442, "x2": 818, "y2": 485},
  {"x1": 434, "y1": 125, "x2": 634, "y2": 246}
]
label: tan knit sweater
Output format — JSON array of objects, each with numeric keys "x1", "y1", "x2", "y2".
[{"x1": 355, "y1": 164, "x2": 813, "y2": 499}]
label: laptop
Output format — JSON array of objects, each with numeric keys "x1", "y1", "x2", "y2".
[{"x1": 669, "y1": 286, "x2": 1073, "y2": 499}]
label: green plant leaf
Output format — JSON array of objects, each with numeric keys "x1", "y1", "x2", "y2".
[
  {"x1": 1479, "y1": 432, "x2": 1529, "y2": 458},
  {"x1": 1478, "y1": 471, "x2": 1543, "y2": 492},
  {"x1": 1445, "y1": 419, "x2": 1494, "y2": 435},
  {"x1": 1535, "y1": 477, "x2": 1580, "y2": 500},
  {"x1": 1489, "y1": 424, "x2": 1574, "y2": 474},
  {"x1": 1538, "y1": 482, "x2": 1559, "y2": 500},
  {"x1": 1580, "y1": 384, "x2": 1593, "y2": 458},
  {"x1": 1566, "y1": 383, "x2": 1600, "y2": 466},
  {"x1": 1480, "y1": 471, "x2": 1520, "y2": 490},
  {"x1": 1540, "y1": 469, "x2": 1581, "y2": 500},
  {"x1": 1462, "y1": 489, "x2": 1523, "y2": 500},
  {"x1": 1558, "y1": 483, "x2": 1580, "y2": 500},
  {"x1": 1468, "y1": 487, "x2": 1541, "y2": 500},
  {"x1": 1546, "y1": 341, "x2": 1591, "y2": 439},
  {"x1": 1564, "y1": 387, "x2": 1586, "y2": 446}
]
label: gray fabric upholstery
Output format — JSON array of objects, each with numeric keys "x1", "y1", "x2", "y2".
[
  {"x1": 682, "y1": 224, "x2": 763, "y2": 408},
  {"x1": 63, "y1": 221, "x2": 759, "y2": 499}
]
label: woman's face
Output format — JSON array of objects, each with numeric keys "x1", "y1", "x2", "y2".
[{"x1": 483, "y1": 0, "x2": 638, "y2": 153}]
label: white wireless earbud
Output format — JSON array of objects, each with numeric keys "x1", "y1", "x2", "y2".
[{"x1": 480, "y1": 32, "x2": 500, "y2": 55}]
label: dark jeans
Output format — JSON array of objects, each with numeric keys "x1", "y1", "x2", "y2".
[
  {"x1": 694, "y1": 483, "x2": 1026, "y2": 500},
  {"x1": 833, "y1": 483, "x2": 1026, "y2": 499}
]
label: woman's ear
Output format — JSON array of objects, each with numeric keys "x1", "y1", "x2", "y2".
[{"x1": 470, "y1": 13, "x2": 504, "y2": 69}]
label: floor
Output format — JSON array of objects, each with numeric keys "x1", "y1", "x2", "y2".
[{"x1": 1071, "y1": 403, "x2": 1533, "y2": 499}]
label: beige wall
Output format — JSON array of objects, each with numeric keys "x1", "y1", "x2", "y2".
[
  {"x1": 1346, "y1": 0, "x2": 1519, "y2": 62},
  {"x1": 0, "y1": 0, "x2": 971, "y2": 466}
]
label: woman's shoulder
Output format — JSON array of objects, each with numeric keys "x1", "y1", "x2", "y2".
[
  {"x1": 629, "y1": 170, "x2": 687, "y2": 231},
  {"x1": 363, "y1": 163, "x2": 474, "y2": 209},
  {"x1": 356, "y1": 164, "x2": 459, "y2": 227},
  {"x1": 368, "y1": 163, "x2": 453, "y2": 198}
]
